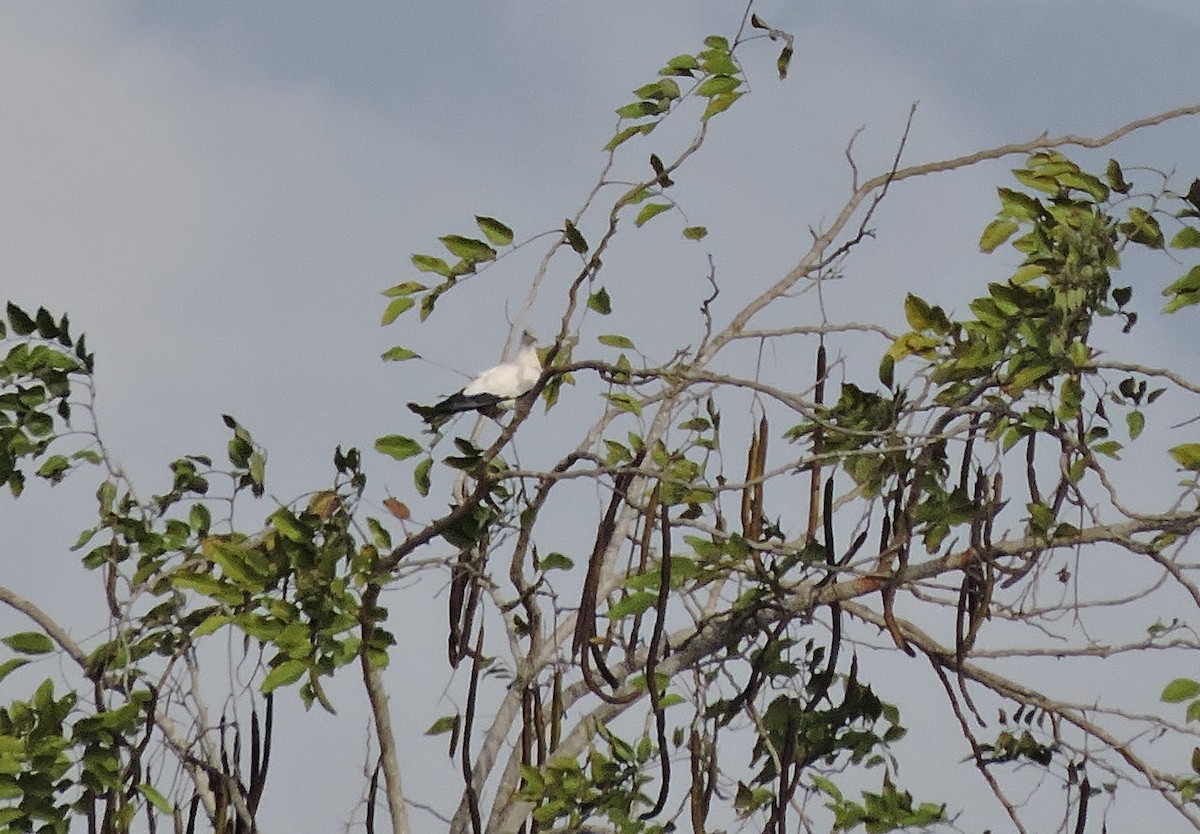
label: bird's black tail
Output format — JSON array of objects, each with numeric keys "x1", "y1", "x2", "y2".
[{"x1": 407, "y1": 392, "x2": 504, "y2": 427}]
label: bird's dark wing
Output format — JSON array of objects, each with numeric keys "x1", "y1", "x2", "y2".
[
  {"x1": 430, "y1": 391, "x2": 505, "y2": 415},
  {"x1": 408, "y1": 391, "x2": 506, "y2": 427}
]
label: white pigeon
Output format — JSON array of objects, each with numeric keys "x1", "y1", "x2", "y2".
[{"x1": 409, "y1": 330, "x2": 541, "y2": 425}]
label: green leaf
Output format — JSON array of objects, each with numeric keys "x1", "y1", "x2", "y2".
[
  {"x1": 598, "y1": 334, "x2": 635, "y2": 349},
  {"x1": 1164, "y1": 265, "x2": 1200, "y2": 312},
  {"x1": 1057, "y1": 375, "x2": 1084, "y2": 420},
  {"x1": 1163, "y1": 678, "x2": 1200, "y2": 703},
  {"x1": 452, "y1": 437, "x2": 483, "y2": 458},
  {"x1": 425, "y1": 714, "x2": 459, "y2": 736},
  {"x1": 1008, "y1": 364, "x2": 1053, "y2": 392},
  {"x1": 604, "y1": 439, "x2": 633, "y2": 464},
  {"x1": 1170, "y1": 227, "x2": 1200, "y2": 249},
  {"x1": 419, "y1": 290, "x2": 439, "y2": 321},
  {"x1": 414, "y1": 457, "x2": 433, "y2": 497},
  {"x1": 1012, "y1": 168, "x2": 1059, "y2": 194},
  {"x1": 376, "y1": 435, "x2": 423, "y2": 461},
  {"x1": 97, "y1": 479, "x2": 117, "y2": 515},
  {"x1": 475, "y1": 216, "x2": 514, "y2": 247},
  {"x1": 190, "y1": 503, "x2": 211, "y2": 535},
  {"x1": 997, "y1": 188, "x2": 1043, "y2": 220},
  {"x1": 381, "y1": 297, "x2": 415, "y2": 325},
  {"x1": 656, "y1": 78, "x2": 681, "y2": 99},
  {"x1": 1124, "y1": 207, "x2": 1164, "y2": 249},
  {"x1": 34, "y1": 307, "x2": 58, "y2": 339},
  {"x1": 682, "y1": 225, "x2": 708, "y2": 240},
  {"x1": 695, "y1": 75, "x2": 741, "y2": 97},
  {"x1": 606, "y1": 591, "x2": 657, "y2": 619},
  {"x1": 249, "y1": 450, "x2": 266, "y2": 488},
  {"x1": 605, "y1": 392, "x2": 642, "y2": 416},
  {"x1": 1127, "y1": 410, "x2": 1145, "y2": 440},
  {"x1": 616, "y1": 101, "x2": 661, "y2": 119},
  {"x1": 367, "y1": 516, "x2": 392, "y2": 550},
  {"x1": 207, "y1": 541, "x2": 258, "y2": 587},
  {"x1": 1105, "y1": 158, "x2": 1131, "y2": 194},
  {"x1": 588, "y1": 287, "x2": 612, "y2": 315},
  {"x1": 192, "y1": 614, "x2": 232, "y2": 638},
  {"x1": 170, "y1": 572, "x2": 242, "y2": 605},
  {"x1": 813, "y1": 776, "x2": 843, "y2": 801},
  {"x1": 411, "y1": 254, "x2": 452, "y2": 276},
  {"x1": 261, "y1": 659, "x2": 307, "y2": 693},
  {"x1": 381, "y1": 346, "x2": 420, "y2": 362},
  {"x1": 1163, "y1": 265, "x2": 1200, "y2": 297},
  {"x1": 634, "y1": 81, "x2": 666, "y2": 100},
  {"x1": 626, "y1": 186, "x2": 651, "y2": 205},
  {"x1": 440, "y1": 235, "x2": 497, "y2": 261},
  {"x1": 564, "y1": 219, "x2": 589, "y2": 253},
  {"x1": 270, "y1": 508, "x2": 309, "y2": 543},
  {"x1": 1067, "y1": 340, "x2": 1089, "y2": 368},
  {"x1": 698, "y1": 50, "x2": 739, "y2": 75},
  {"x1": 635, "y1": 202, "x2": 672, "y2": 227},
  {"x1": 903, "y1": 294, "x2": 936, "y2": 330},
  {"x1": 0, "y1": 658, "x2": 29, "y2": 685},
  {"x1": 71, "y1": 526, "x2": 99, "y2": 553},
  {"x1": 540, "y1": 552, "x2": 574, "y2": 571},
  {"x1": 35, "y1": 455, "x2": 70, "y2": 484},
  {"x1": 1176, "y1": 295, "x2": 1200, "y2": 326},
  {"x1": 603, "y1": 123, "x2": 653, "y2": 152},
  {"x1": 773, "y1": 43, "x2": 793, "y2": 78},
  {"x1": 2, "y1": 631, "x2": 54, "y2": 655},
  {"x1": 138, "y1": 783, "x2": 173, "y2": 814},
  {"x1": 6, "y1": 302, "x2": 35, "y2": 336},
  {"x1": 662, "y1": 53, "x2": 699, "y2": 72},
  {"x1": 887, "y1": 332, "x2": 941, "y2": 361},
  {"x1": 1059, "y1": 170, "x2": 1108, "y2": 201},
  {"x1": 1169, "y1": 443, "x2": 1200, "y2": 471},
  {"x1": 979, "y1": 218, "x2": 1019, "y2": 253},
  {"x1": 702, "y1": 91, "x2": 743, "y2": 121},
  {"x1": 383, "y1": 280, "x2": 428, "y2": 297},
  {"x1": 878, "y1": 353, "x2": 894, "y2": 388}
]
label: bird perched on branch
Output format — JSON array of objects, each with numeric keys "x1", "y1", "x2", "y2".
[{"x1": 408, "y1": 330, "x2": 541, "y2": 427}]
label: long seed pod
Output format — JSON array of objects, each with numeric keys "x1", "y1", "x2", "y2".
[
  {"x1": 807, "y1": 343, "x2": 827, "y2": 540},
  {"x1": 549, "y1": 670, "x2": 562, "y2": 750},
  {"x1": 740, "y1": 420, "x2": 761, "y2": 540},
  {"x1": 639, "y1": 489, "x2": 673, "y2": 820},
  {"x1": 626, "y1": 482, "x2": 662, "y2": 665},
  {"x1": 573, "y1": 456, "x2": 642, "y2": 656},
  {"x1": 688, "y1": 730, "x2": 709, "y2": 834},
  {"x1": 246, "y1": 694, "x2": 272, "y2": 815},
  {"x1": 462, "y1": 624, "x2": 485, "y2": 834},
  {"x1": 807, "y1": 477, "x2": 840, "y2": 706},
  {"x1": 365, "y1": 757, "x2": 381, "y2": 834}
]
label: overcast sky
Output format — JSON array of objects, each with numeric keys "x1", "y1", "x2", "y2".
[{"x1": 3, "y1": 3, "x2": 1200, "y2": 831}]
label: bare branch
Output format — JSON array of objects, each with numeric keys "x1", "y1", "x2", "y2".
[{"x1": 0, "y1": 583, "x2": 90, "y2": 669}]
